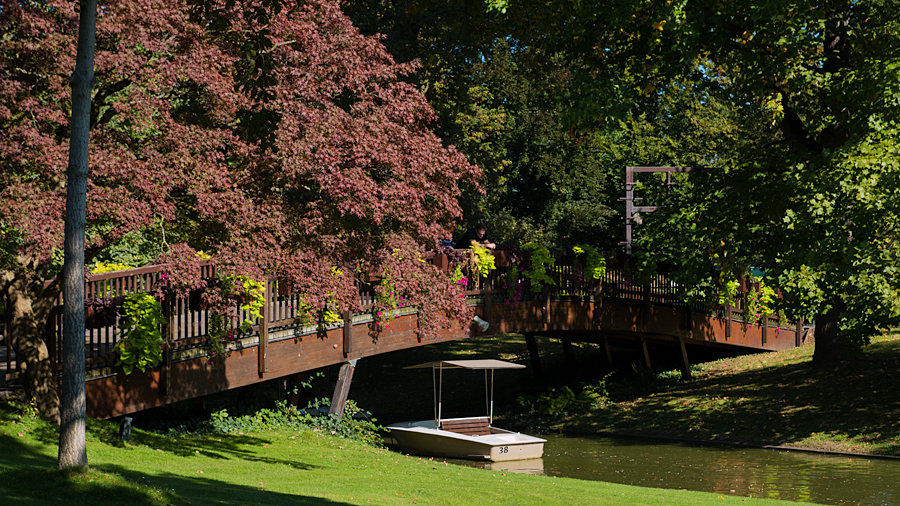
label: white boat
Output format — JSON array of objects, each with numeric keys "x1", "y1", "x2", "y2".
[{"x1": 387, "y1": 359, "x2": 545, "y2": 462}]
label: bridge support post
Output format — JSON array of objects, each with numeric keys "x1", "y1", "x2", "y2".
[
  {"x1": 601, "y1": 335, "x2": 613, "y2": 369},
  {"x1": 161, "y1": 295, "x2": 175, "y2": 396},
  {"x1": 640, "y1": 337, "x2": 652, "y2": 369},
  {"x1": 676, "y1": 335, "x2": 692, "y2": 380},
  {"x1": 542, "y1": 285, "x2": 550, "y2": 327},
  {"x1": 343, "y1": 310, "x2": 353, "y2": 357},
  {"x1": 258, "y1": 280, "x2": 270, "y2": 377},
  {"x1": 561, "y1": 337, "x2": 577, "y2": 374},
  {"x1": 289, "y1": 373, "x2": 306, "y2": 408},
  {"x1": 523, "y1": 333, "x2": 543, "y2": 377},
  {"x1": 725, "y1": 305, "x2": 732, "y2": 340},
  {"x1": 329, "y1": 360, "x2": 357, "y2": 417},
  {"x1": 685, "y1": 304, "x2": 693, "y2": 336},
  {"x1": 483, "y1": 272, "x2": 492, "y2": 326}
]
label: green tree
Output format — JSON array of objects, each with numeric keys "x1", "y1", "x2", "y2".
[{"x1": 561, "y1": 0, "x2": 900, "y2": 364}]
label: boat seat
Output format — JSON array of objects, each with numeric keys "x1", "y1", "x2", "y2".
[{"x1": 440, "y1": 417, "x2": 491, "y2": 436}]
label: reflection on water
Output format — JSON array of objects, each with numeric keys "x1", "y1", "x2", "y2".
[{"x1": 448, "y1": 434, "x2": 900, "y2": 505}]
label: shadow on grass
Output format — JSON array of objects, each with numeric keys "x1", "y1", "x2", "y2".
[
  {"x1": 0, "y1": 423, "x2": 346, "y2": 506},
  {"x1": 21, "y1": 412, "x2": 322, "y2": 469},
  {"x1": 93, "y1": 463, "x2": 349, "y2": 506},
  {"x1": 585, "y1": 336, "x2": 900, "y2": 456}
]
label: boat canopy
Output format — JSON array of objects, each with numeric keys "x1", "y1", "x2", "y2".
[
  {"x1": 404, "y1": 359, "x2": 526, "y2": 424},
  {"x1": 404, "y1": 359, "x2": 525, "y2": 370}
]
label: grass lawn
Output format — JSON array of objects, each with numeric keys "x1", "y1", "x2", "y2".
[
  {"x1": 0, "y1": 400, "x2": 820, "y2": 506},
  {"x1": 3, "y1": 331, "x2": 898, "y2": 505}
]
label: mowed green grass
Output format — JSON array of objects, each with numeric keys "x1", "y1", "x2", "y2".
[{"x1": 0, "y1": 403, "x2": 819, "y2": 506}]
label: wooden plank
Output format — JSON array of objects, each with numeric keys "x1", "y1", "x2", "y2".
[
  {"x1": 677, "y1": 335, "x2": 692, "y2": 380},
  {"x1": 440, "y1": 417, "x2": 490, "y2": 436},
  {"x1": 640, "y1": 337, "x2": 652, "y2": 369},
  {"x1": 328, "y1": 361, "x2": 356, "y2": 417},
  {"x1": 601, "y1": 334, "x2": 613, "y2": 367}
]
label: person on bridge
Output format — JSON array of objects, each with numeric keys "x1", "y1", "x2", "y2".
[{"x1": 457, "y1": 223, "x2": 496, "y2": 250}]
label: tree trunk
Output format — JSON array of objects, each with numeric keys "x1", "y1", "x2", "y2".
[
  {"x1": 58, "y1": 0, "x2": 98, "y2": 472},
  {"x1": 6, "y1": 276, "x2": 60, "y2": 424},
  {"x1": 812, "y1": 297, "x2": 847, "y2": 367}
]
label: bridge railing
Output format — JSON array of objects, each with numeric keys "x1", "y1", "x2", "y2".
[{"x1": 5, "y1": 249, "x2": 802, "y2": 383}]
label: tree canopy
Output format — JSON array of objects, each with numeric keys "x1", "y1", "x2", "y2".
[
  {"x1": 558, "y1": 0, "x2": 900, "y2": 363},
  {"x1": 1, "y1": 0, "x2": 478, "y2": 422}
]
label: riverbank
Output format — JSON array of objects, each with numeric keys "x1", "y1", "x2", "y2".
[
  {"x1": 0, "y1": 401, "x2": 814, "y2": 506},
  {"x1": 347, "y1": 331, "x2": 900, "y2": 457}
]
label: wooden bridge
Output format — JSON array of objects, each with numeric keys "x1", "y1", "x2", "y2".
[{"x1": 2, "y1": 252, "x2": 808, "y2": 419}]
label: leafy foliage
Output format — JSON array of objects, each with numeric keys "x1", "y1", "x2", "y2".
[
  {"x1": 115, "y1": 294, "x2": 165, "y2": 375},
  {"x1": 209, "y1": 400, "x2": 382, "y2": 446},
  {"x1": 516, "y1": 375, "x2": 612, "y2": 417},
  {"x1": 554, "y1": 0, "x2": 900, "y2": 362},
  {"x1": 573, "y1": 244, "x2": 606, "y2": 280},
  {"x1": 470, "y1": 243, "x2": 495, "y2": 279},
  {"x1": 521, "y1": 242, "x2": 555, "y2": 293}
]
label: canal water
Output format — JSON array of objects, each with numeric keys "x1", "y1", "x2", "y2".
[{"x1": 458, "y1": 434, "x2": 900, "y2": 505}]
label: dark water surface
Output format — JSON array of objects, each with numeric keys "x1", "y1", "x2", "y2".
[{"x1": 463, "y1": 434, "x2": 900, "y2": 505}]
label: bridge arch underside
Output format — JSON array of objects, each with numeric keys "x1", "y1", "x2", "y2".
[
  {"x1": 80, "y1": 297, "x2": 803, "y2": 419},
  {"x1": 482, "y1": 297, "x2": 803, "y2": 375}
]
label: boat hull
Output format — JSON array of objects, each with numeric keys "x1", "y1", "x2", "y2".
[{"x1": 387, "y1": 419, "x2": 545, "y2": 462}]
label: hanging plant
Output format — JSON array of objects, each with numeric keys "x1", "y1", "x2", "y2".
[
  {"x1": 470, "y1": 243, "x2": 495, "y2": 278},
  {"x1": 204, "y1": 274, "x2": 268, "y2": 361},
  {"x1": 740, "y1": 276, "x2": 785, "y2": 331},
  {"x1": 522, "y1": 242, "x2": 555, "y2": 293},
  {"x1": 84, "y1": 295, "x2": 121, "y2": 329},
  {"x1": 226, "y1": 275, "x2": 266, "y2": 332},
  {"x1": 500, "y1": 265, "x2": 525, "y2": 305},
  {"x1": 372, "y1": 277, "x2": 407, "y2": 332},
  {"x1": 449, "y1": 263, "x2": 467, "y2": 288},
  {"x1": 114, "y1": 293, "x2": 165, "y2": 374},
  {"x1": 573, "y1": 244, "x2": 606, "y2": 280}
]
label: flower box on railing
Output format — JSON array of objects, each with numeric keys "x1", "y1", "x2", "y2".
[{"x1": 84, "y1": 296, "x2": 124, "y2": 329}]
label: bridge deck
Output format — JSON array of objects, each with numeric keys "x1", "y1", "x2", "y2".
[{"x1": 3, "y1": 254, "x2": 807, "y2": 418}]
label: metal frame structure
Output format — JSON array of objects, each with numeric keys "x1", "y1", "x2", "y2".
[{"x1": 620, "y1": 166, "x2": 711, "y2": 255}]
